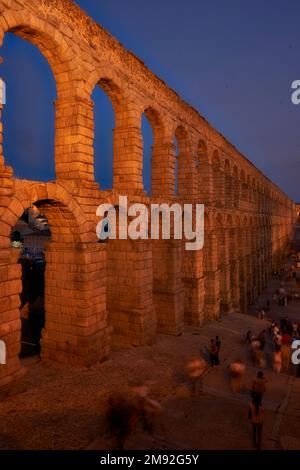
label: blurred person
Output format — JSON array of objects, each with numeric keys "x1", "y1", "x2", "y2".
[
  {"x1": 250, "y1": 338, "x2": 261, "y2": 366},
  {"x1": 186, "y1": 356, "x2": 207, "y2": 396},
  {"x1": 273, "y1": 349, "x2": 282, "y2": 374},
  {"x1": 229, "y1": 360, "x2": 246, "y2": 393},
  {"x1": 245, "y1": 330, "x2": 253, "y2": 345},
  {"x1": 251, "y1": 371, "x2": 267, "y2": 405},
  {"x1": 106, "y1": 392, "x2": 139, "y2": 450},
  {"x1": 258, "y1": 330, "x2": 266, "y2": 351},
  {"x1": 248, "y1": 397, "x2": 264, "y2": 450},
  {"x1": 131, "y1": 383, "x2": 162, "y2": 436},
  {"x1": 281, "y1": 343, "x2": 291, "y2": 373},
  {"x1": 209, "y1": 338, "x2": 219, "y2": 367}
]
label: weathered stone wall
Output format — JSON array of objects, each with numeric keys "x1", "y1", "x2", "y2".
[{"x1": 0, "y1": 0, "x2": 296, "y2": 397}]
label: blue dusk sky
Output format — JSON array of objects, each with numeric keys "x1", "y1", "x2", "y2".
[{"x1": 1, "y1": 0, "x2": 300, "y2": 200}]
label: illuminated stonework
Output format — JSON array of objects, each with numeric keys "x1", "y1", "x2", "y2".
[{"x1": 0, "y1": 0, "x2": 296, "y2": 397}]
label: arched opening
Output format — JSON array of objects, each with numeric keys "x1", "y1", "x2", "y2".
[
  {"x1": 240, "y1": 169, "x2": 247, "y2": 206},
  {"x1": 203, "y1": 212, "x2": 220, "y2": 321},
  {"x1": 11, "y1": 206, "x2": 51, "y2": 358},
  {"x1": 0, "y1": 184, "x2": 108, "y2": 370},
  {"x1": 233, "y1": 165, "x2": 239, "y2": 208},
  {"x1": 196, "y1": 140, "x2": 207, "y2": 201},
  {"x1": 213, "y1": 150, "x2": 223, "y2": 207},
  {"x1": 252, "y1": 177, "x2": 256, "y2": 204},
  {"x1": 239, "y1": 216, "x2": 248, "y2": 313},
  {"x1": 216, "y1": 213, "x2": 232, "y2": 314},
  {"x1": 197, "y1": 140, "x2": 207, "y2": 168},
  {"x1": 227, "y1": 214, "x2": 239, "y2": 310},
  {"x1": 224, "y1": 159, "x2": 232, "y2": 207},
  {"x1": 174, "y1": 136, "x2": 179, "y2": 196},
  {"x1": 142, "y1": 110, "x2": 154, "y2": 195},
  {"x1": 1, "y1": 32, "x2": 56, "y2": 180},
  {"x1": 143, "y1": 107, "x2": 165, "y2": 197},
  {"x1": 174, "y1": 126, "x2": 189, "y2": 197},
  {"x1": 93, "y1": 79, "x2": 120, "y2": 190}
]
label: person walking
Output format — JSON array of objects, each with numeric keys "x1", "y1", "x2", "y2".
[
  {"x1": 281, "y1": 332, "x2": 292, "y2": 373},
  {"x1": 229, "y1": 360, "x2": 245, "y2": 393},
  {"x1": 106, "y1": 392, "x2": 139, "y2": 450},
  {"x1": 248, "y1": 397, "x2": 263, "y2": 450},
  {"x1": 209, "y1": 339, "x2": 219, "y2": 367},
  {"x1": 251, "y1": 371, "x2": 267, "y2": 405},
  {"x1": 258, "y1": 330, "x2": 266, "y2": 351},
  {"x1": 273, "y1": 348, "x2": 282, "y2": 374},
  {"x1": 131, "y1": 383, "x2": 162, "y2": 436},
  {"x1": 215, "y1": 336, "x2": 221, "y2": 363},
  {"x1": 186, "y1": 357, "x2": 207, "y2": 396}
]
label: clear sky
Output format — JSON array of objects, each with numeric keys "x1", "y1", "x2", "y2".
[{"x1": 1, "y1": 0, "x2": 300, "y2": 200}]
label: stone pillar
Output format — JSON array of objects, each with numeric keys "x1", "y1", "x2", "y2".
[
  {"x1": 230, "y1": 259, "x2": 240, "y2": 311},
  {"x1": 204, "y1": 231, "x2": 220, "y2": 320},
  {"x1": 113, "y1": 104, "x2": 143, "y2": 194},
  {"x1": 152, "y1": 141, "x2": 175, "y2": 198},
  {"x1": 42, "y1": 242, "x2": 111, "y2": 366},
  {"x1": 198, "y1": 159, "x2": 214, "y2": 205},
  {"x1": 55, "y1": 97, "x2": 95, "y2": 181},
  {"x1": 213, "y1": 165, "x2": 225, "y2": 207},
  {"x1": 107, "y1": 238, "x2": 156, "y2": 345},
  {"x1": 229, "y1": 227, "x2": 240, "y2": 311},
  {"x1": 182, "y1": 244, "x2": 205, "y2": 327},
  {"x1": 239, "y1": 256, "x2": 248, "y2": 313},
  {"x1": 225, "y1": 174, "x2": 234, "y2": 208},
  {"x1": 178, "y1": 153, "x2": 196, "y2": 199},
  {"x1": 218, "y1": 228, "x2": 232, "y2": 314},
  {"x1": 233, "y1": 178, "x2": 240, "y2": 209},
  {"x1": 0, "y1": 248, "x2": 25, "y2": 399},
  {"x1": 0, "y1": 103, "x2": 24, "y2": 397},
  {"x1": 152, "y1": 239, "x2": 184, "y2": 335}
]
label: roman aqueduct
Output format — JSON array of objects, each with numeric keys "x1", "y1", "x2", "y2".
[{"x1": 0, "y1": 0, "x2": 296, "y2": 396}]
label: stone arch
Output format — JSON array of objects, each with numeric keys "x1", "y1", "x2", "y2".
[
  {"x1": 0, "y1": 181, "x2": 108, "y2": 377},
  {"x1": 195, "y1": 139, "x2": 208, "y2": 202},
  {"x1": 0, "y1": 11, "x2": 97, "y2": 181},
  {"x1": 196, "y1": 139, "x2": 208, "y2": 167},
  {"x1": 143, "y1": 106, "x2": 165, "y2": 140},
  {"x1": 96, "y1": 78, "x2": 125, "y2": 111},
  {"x1": 92, "y1": 76, "x2": 128, "y2": 189},
  {"x1": 224, "y1": 159, "x2": 231, "y2": 173},
  {"x1": 142, "y1": 106, "x2": 171, "y2": 196},
  {"x1": 227, "y1": 213, "x2": 240, "y2": 310},
  {"x1": 174, "y1": 125, "x2": 190, "y2": 196},
  {"x1": 89, "y1": 70, "x2": 142, "y2": 192},
  {"x1": 238, "y1": 215, "x2": 249, "y2": 312},
  {"x1": 212, "y1": 149, "x2": 223, "y2": 207},
  {"x1": 174, "y1": 125, "x2": 190, "y2": 158},
  {"x1": 0, "y1": 182, "x2": 92, "y2": 243},
  {"x1": 215, "y1": 212, "x2": 231, "y2": 314},
  {"x1": 224, "y1": 159, "x2": 232, "y2": 207},
  {"x1": 0, "y1": 11, "x2": 77, "y2": 98},
  {"x1": 203, "y1": 210, "x2": 219, "y2": 321},
  {"x1": 232, "y1": 164, "x2": 240, "y2": 208}
]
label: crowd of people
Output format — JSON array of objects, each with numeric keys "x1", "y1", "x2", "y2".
[{"x1": 104, "y1": 252, "x2": 300, "y2": 451}]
